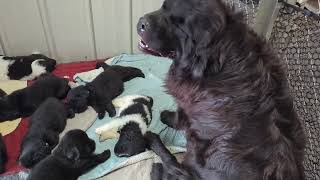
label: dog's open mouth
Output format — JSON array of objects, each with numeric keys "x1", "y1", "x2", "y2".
[{"x1": 138, "y1": 39, "x2": 175, "y2": 58}]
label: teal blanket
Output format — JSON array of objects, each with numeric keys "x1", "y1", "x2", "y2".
[{"x1": 77, "y1": 54, "x2": 187, "y2": 180}]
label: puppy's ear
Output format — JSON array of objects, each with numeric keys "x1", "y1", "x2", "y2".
[
  {"x1": 95, "y1": 62, "x2": 109, "y2": 70},
  {"x1": 66, "y1": 147, "x2": 80, "y2": 161}
]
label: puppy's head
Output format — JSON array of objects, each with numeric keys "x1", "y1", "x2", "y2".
[
  {"x1": 66, "y1": 85, "x2": 90, "y2": 113},
  {"x1": 114, "y1": 122, "x2": 147, "y2": 157},
  {"x1": 29, "y1": 54, "x2": 57, "y2": 72},
  {"x1": 53, "y1": 129, "x2": 96, "y2": 161},
  {"x1": 19, "y1": 138, "x2": 52, "y2": 168},
  {"x1": 137, "y1": 0, "x2": 232, "y2": 78}
]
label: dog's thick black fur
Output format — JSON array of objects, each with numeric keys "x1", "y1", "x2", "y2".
[
  {"x1": 2, "y1": 54, "x2": 56, "y2": 80},
  {"x1": 67, "y1": 63, "x2": 145, "y2": 119},
  {"x1": 0, "y1": 74, "x2": 70, "y2": 122},
  {"x1": 19, "y1": 97, "x2": 71, "y2": 168},
  {"x1": 0, "y1": 89, "x2": 6, "y2": 97},
  {"x1": 137, "y1": 0, "x2": 306, "y2": 179},
  {"x1": 0, "y1": 134, "x2": 7, "y2": 174},
  {"x1": 27, "y1": 129, "x2": 111, "y2": 180}
]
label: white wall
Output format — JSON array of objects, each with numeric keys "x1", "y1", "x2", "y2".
[{"x1": 0, "y1": 0, "x2": 159, "y2": 62}]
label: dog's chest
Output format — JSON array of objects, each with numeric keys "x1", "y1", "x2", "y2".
[{"x1": 165, "y1": 74, "x2": 202, "y2": 108}]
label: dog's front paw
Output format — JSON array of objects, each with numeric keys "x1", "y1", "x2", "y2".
[
  {"x1": 160, "y1": 110, "x2": 175, "y2": 127},
  {"x1": 98, "y1": 112, "x2": 106, "y2": 119},
  {"x1": 98, "y1": 150, "x2": 111, "y2": 162},
  {"x1": 144, "y1": 131, "x2": 162, "y2": 150}
]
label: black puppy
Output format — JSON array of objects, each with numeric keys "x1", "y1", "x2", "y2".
[
  {"x1": 0, "y1": 134, "x2": 7, "y2": 174},
  {"x1": 67, "y1": 63, "x2": 145, "y2": 119},
  {"x1": 0, "y1": 74, "x2": 70, "y2": 122},
  {"x1": 19, "y1": 97, "x2": 71, "y2": 168},
  {"x1": 27, "y1": 129, "x2": 111, "y2": 180},
  {"x1": 66, "y1": 85, "x2": 90, "y2": 117},
  {"x1": 0, "y1": 54, "x2": 56, "y2": 80}
]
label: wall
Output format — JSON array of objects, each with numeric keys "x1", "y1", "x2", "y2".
[
  {"x1": 0, "y1": 0, "x2": 276, "y2": 62},
  {"x1": 0, "y1": 0, "x2": 163, "y2": 62}
]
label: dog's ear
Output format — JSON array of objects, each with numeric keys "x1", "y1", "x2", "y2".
[{"x1": 66, "y1": 147, "x2": 80, "y2": 161}]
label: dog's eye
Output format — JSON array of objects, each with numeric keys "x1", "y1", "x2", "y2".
[{"x1": 45, "y1": 142, "x2": 49, "y2": 147}]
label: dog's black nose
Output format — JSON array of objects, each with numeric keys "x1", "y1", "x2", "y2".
[{"x1": 137, "y1": 17, "x2": 149, "y2": 36}]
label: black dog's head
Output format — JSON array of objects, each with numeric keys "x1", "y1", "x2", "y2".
[
  {"x1": 137, "y1": 0, "x2": 233, "y2": 78},
  {"x1": 66, "y1": 85, "x2": 90, "y2": 114},
  {"x1": 19, "y1": 137, "x2": 53, "y2": 168},
  {"x1": 114, "y1": 122, "x2": 147, "y2": 157},
  {"x1": 53, "y1": 129, "x2": 96, "y2": 161}
]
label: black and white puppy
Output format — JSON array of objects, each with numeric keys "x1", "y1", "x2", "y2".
[
  {"x1": 27, "y1": 129, "x2": 111, "y2": 180},
  {"x1": 67, "y1": 63, "x2": 145, "y2": 119},
  {"x1": 0, "y1": 133, "x2": 7, "y2": 174},
  {"x1": 0, "y1": 54, "x2": 56, "y2": 80},
  {"x1": 96, "y1": 95, "x2": 153, "y2": 157},
  {"x1": 0, "y1": 74, "x2": 70, "y2": 122},
  {"x1": 19, "y1": 97, "x2": 71, "y2": 168}
]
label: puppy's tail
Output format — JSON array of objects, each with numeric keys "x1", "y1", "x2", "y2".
[{"x1": 112, "y1": 65, "x2": 145, "y2": 82}]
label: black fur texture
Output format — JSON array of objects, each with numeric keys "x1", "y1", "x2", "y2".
[
  {"x1": 27, "y1": 129, "x2": 111, "y2": 180},
  {"x1": 2, "y1": 54, "x2": 56, "y2": 80},
  {"x1": 66, "y1": 85, "x2": 90, "y2": 116},
  {"x1": 114, "y1": 96, "x2": 153, "y2": 157},
  {"x1": 0, "y1": 89, "x2": 6, "y2": 97},
  {"x1": 0, "y1": 74, "x2": 70, "y2": 122},
  {"x1": 19, "y1": 98, "x2": 70, "y2": 168},
  {"x1": 137, "y1": 0, "x2": 306, "y2": 179},
  {"x1": 67, "y1": 63, "x2": 145, "y2": 119},
  {"x1": 0, "y1": 133, "x2": 7, "y2": 174}
]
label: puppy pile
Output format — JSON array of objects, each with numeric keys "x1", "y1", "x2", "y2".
[
  {"x1": 19, "y1": 98, "x2": 71, "y2": 168},
  {"x1": 0, "y1": 56, "x2": 153, "y2": 178},
  {"x1": 27, "y1": 129, "x2": 110, "y2": 180},
  {"x1": 96, "y1": 95, "x2": 153, "y2": 157}
]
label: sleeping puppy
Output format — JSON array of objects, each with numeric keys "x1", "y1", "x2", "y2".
[
  {"x1": 0, "y1": 54, "x2": 56, "y2": 80},
  {"x1": 67, "y1": 63, "x2": 145, "y2": 119},
  {"x1": 96, "y1": 95, "x2": 153, "y2": 157},
  {"x1": 138, "y1": 0, "x2": 305, "y2": 179},
  {"x1": 19, "y1": 97, "x2": 71, "y2": 168},
  {"x1": 27, "y1": 129, "x2": 111, "y2": 180},
  {"x1": 0, "y1": 134, "x2": 7, "y2": 174},
  {"x1": 66, "y1": 85, "x2": 90, "y2": 117},
  {"x1": 0, "y1": 74, "x2": 70, "y2": 122}
]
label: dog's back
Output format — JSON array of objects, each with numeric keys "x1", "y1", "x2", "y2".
[{"x1": 29, "y1": 97, "x2": 68, "y2": 131}]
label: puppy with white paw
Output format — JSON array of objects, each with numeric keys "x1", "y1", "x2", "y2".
[
  {"x1": 96, "y1": 95, "x2": 153, "y2": 157},
  {"x1": 0, "y1": 54, "x2": 56, "y2": 80}
]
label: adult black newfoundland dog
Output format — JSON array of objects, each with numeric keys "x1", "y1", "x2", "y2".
[{"x1": 137, "y1": 0, "x2": 306, "y2": 180}]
